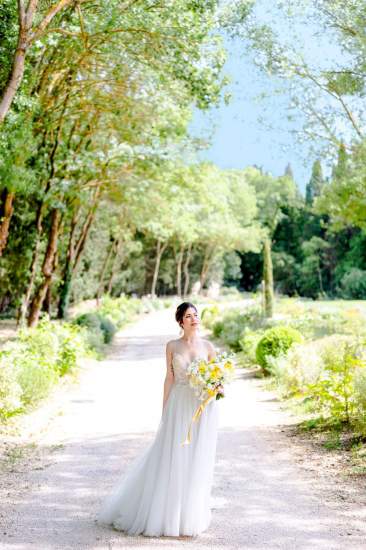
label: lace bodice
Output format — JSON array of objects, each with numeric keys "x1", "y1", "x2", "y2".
[{"x1": 172, "y1": 353, "x2": 190, "y2": 385}]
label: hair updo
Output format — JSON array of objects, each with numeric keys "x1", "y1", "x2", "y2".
[{"x1": 175, "y1": 302, "x2": 198, "y2": 327}]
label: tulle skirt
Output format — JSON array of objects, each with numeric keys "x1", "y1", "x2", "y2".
[{"x1": 96, "y1": 382, "x2": 219, "y2": 537}]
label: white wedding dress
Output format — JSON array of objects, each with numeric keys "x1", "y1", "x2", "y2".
[{"x1": 96, "y1": 352, "x2": 219, "y2": 537}]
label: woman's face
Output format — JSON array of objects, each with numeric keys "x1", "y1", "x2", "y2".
[{"x1": 181, "y1": 307, "x2": 200, "y2": 330}]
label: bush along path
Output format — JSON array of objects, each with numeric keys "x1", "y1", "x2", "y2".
[
  {"x1": 0, "y1": 295, "x2": 172, "y2": 424},
  {"x1": 1, "y1": 305, "x2": 366, "y2": 549}
]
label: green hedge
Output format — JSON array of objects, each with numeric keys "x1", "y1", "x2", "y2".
[
  {"x1": 210, "y1": 306, "x2": 264, "y2": 351},
  {"x1": 0, "y1": 295, "x2": 172, "y2": 421},
  {"x1": 0, "y1": 317, "x2": 87, "y2": 419},
  {"x1": 74, "y1": 312, "x2": 117, "y2": 350},
  {"x1": 268, "y1": 335, "x2": 366, "y2": 427},
  {"x1": 204, "y1": 298, "x2": 366, "y2": 430},
  {"x1": 255, "y1": 326, "x2": 304, "y2": 374}
]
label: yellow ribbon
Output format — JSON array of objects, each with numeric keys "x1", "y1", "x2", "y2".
[{"x1": 181, "y1": 390, "x2": 217, "y2": 446}]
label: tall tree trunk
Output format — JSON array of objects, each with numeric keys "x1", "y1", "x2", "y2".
[
  {"x1": 43, "y1": 283, "x2": 52, "y2": 315},
  {"x1": 183, "y1": 244, "x2": 192, "y2": 298},
  {"x1": 175, "y1": 243, "x2": 184, "y2": 297},
  {"x1": 57, "y1": 262, "x2": 73, "y2": 320},
  {"x1": 28, "y1": 209, "x2": 61, "y2": 327},
  {"x1": 106, "y1": 237, "x2": 123, "y2": 295},
  {"x1": 0, "y1": 0, "x2": 75, "y2": 124},
  {"x1": 0, "y1": 5, "x2": 28, "y2": 124},
  {"x1": 199, "y1": 245, "x2": 213, "y2": 292},
  {"x1": 151, "y1": 240, "x2": 168, "y2": 297},
  {"x1": 57, "y1": 188, "x2": 100, "y2": 319},
  {"x1": 317, "y1": 264, "x2": 324, "y2": 296},
  {"x1": 0, "y1": 189, "x2": 15, "y2": 257},
  {"x1": 263, "y1": 237, "x2": 274, "y2": 318},
  {"x1": 57, "y1": 208, "x2": 79, "y2": 320},
  {"x1": 96, "y1": 238, "x2": 115, "y2": 303},
  {"x1": 18, "y1": 202, "x2": 44, "y2": 326}
]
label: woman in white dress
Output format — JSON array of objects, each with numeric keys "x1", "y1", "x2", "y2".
[{"x1": 96, "y1": 302, "x2": 219, "y2": 538}]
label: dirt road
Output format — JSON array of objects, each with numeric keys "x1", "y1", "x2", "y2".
[{"x1": 1, "y1": 308, "x2": 366, "y2": 549}]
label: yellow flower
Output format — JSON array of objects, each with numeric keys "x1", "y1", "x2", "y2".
[
  {"x1": 224, "y1": 361, "x2": 234, "y2": 371},
  {"x1": 210, "y1": 366, "x2": 221, "y2": 381}
]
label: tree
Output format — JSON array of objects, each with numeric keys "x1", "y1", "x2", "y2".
[
  {"x1": 315, "y1": 140, "x2": 366, "y2": 231},
  {"x1": 0, "y1": 0, "x2": 231, "y2": 322},
  {"x1": 284, "y1": 163, "x2": 294, "y2": 180},
  {"x1": 226, "y1": 1, "x2": 366, "y2": 164},
  {"x1": 245, "y1": 167, "x2": 299, "y2": 316},
  {"x1": 263, "y1": 236, "x2": 273, "y2": 317},
  {"x1": 331, "y1": 142, "x2": 348, "y2": 181},
  {"x1": 0, "y1": 0, "x2": 78, "y2": 124},
  {"x1": 192, "y1": 164, "x2": 262, "y2": 292},
  {"x1": 299, "y1": 236, "x2": 330, "y2": 298},
  {"x1": 305, "y1": 160, "x2": 324, "y2": 206},
  {"x1": 0, "y1": 0, "x2": 228, "y2": 263}
]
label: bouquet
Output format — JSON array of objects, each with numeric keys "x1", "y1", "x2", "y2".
[
  {"x1": 187, "y1": 351, "x2": 236, "y2": 401},
  {"x1": 182, "y1": 351, "x2": 236, "y2": 446}
]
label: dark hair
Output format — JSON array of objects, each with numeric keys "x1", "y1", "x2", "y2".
[{"x1": 175, "y1": 302, "x2": 197, "y2": 327}]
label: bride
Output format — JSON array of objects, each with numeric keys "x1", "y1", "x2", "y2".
[{"x1": 96, "y1": 301, "x2": 219, "y2": 537}]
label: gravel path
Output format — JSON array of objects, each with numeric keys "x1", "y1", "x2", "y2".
[{"x1": 1, "y1": 308, "x2": 366, "y2": 549}]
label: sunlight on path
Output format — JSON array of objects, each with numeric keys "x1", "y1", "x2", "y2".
[{"x1": 1, "y1": 307, "x2": 366, "y2": 549}]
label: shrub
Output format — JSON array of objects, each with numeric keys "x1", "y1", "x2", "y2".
[
  {"x1": 201, "y1": 305, "x2": 220, "y2": 330},
  {"x1": 354, "y1": 366, "x2": 366, "y2": 424},
  {"x1": 256, "y1": 325, "x2": 304, "y2": 373},
  {"x1": 268, "y1": 335, "x2": 366, "y2": 425},
  {"x1": 74, "y1": 312, "x2": 104, "y2": 351},
  {"x1": 212, "y1": 319, "x2": 224, "y2": 338},
  {"x1": 52, "y1": 322, "x2": 87, "y2": 376},
  {"x1": 74, "y1": 312, "x2": 101, "y2": 331},
  {"x1": 98, "y1": 316, "x2": 117, "y2": 344},
  {"x1": 14, "y1": 345, "x2": 59, "y2": 407},
  {"x1": 267, "y1": 338, "x2": 326, "y2": 398},
  {"x1": 306, "y1": 336, "x2": 365, "y2": 423},
  {"x1": 214, "y1": 312, "x2": 244, "y2": 350},
  {"x1": 339, "y1": 268, "x2": 366, "y2": 299},
  {"x1": 211, "y1": 307, "x2": 264, "y2": 351},
  {"x1": 0, "y1": 350, "x2": 23, "y2": 419},
  {"x1": 74, "y1": 312, "x2": 116, "y2": 348},
  {"x1": 98, "y1": 294, "x2": 140, "y2": 328},
  {"x1": 285, "y1": 311, "x2": 352, "y2": 340},
  {"x1": 18, "y1": 318, "x2": 60, "y2": 368},
  {"x1": 354, "y1": 367, "x2": 366, "y2": 410},
  {"x1": 220, "y1": 286, "x2": 242, "y2": 298},
  {"x1": 238, "y1": 327, "x2": 264, "y2": 365}
]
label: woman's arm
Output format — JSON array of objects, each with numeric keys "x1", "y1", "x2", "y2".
[{"x1": 162, "y1": 341, "x2": 175, "y2": 414}]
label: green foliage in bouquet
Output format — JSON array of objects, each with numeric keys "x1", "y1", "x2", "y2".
[{"x1": 256, "y1": 325, "x2": 304, "y2": 373}]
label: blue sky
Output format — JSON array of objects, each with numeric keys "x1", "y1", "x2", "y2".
[
  {"x1": 190, "y1": 2, "x2": 345, "y2": 194},
  {"x1": 190, "y1": 39, "x2": 311, "y2": 194}
]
